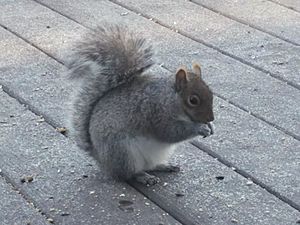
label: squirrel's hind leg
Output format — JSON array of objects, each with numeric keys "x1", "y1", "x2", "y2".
[{"x1": 97, "y1": 136, "x2": 137, "y2": 180}]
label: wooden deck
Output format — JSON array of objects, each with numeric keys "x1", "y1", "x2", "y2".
[{"x1": 0, "y1": 0, "x2": 299, "y2": 224}]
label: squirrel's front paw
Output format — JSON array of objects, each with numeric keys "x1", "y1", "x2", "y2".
[{"x1": 198, "y1": 122, "x2": 214, "y2": 138}]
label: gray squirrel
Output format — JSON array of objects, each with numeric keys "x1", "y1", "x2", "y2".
[{"x1": 67, "y1": 24, "x2": 214, "y2": 185}]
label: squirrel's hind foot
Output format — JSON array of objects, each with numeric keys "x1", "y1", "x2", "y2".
[{"x1": 133, "y1": 172, "x2": 160, "y2": 186}]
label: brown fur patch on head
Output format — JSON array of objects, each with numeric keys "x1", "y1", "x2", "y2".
[{"x1": 175, "y1": 64, "x2": 214, "y2": 123}]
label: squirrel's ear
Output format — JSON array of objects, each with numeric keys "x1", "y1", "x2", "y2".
[
  {"x1": 175, "y1": 67, "x2": 188, "y2": 92},
  {"x1": 192, "y1": 63, "x2": 201, "y2": 78}
]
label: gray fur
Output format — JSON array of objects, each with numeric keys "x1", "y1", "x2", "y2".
[
  {"x1": 67, "y1": 24, "x2": 214, "y2": 183},
  {"x1": 67, "y1": 24, "x2": 153, "y2": 152},
  {"x1": 89, "y1": 77, "x2": 212, "y2": 180}
]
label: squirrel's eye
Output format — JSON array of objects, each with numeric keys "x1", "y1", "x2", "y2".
[{"x1": 188, "y1": 95, "x2": 200, "y2": 106}]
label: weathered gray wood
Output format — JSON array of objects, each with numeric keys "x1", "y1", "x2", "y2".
[
  {"x1": 0, "y1": 0, "x2": 299, "y2": 223},
  {"x1": 270, "y1": 0, "x2": 300, "y2": 11},
  {"x1": 138, "y1": 143, "x2": 300, "y2": 225},
  {"x1": 1, "y1": 0, "x2": 299, "y2": 139},
  {"x1": 0, "y1": 28, "x2": 68, "y2": 128},
  {"x1": 1, "y1": 86, "x2": 300, "y2": 224},
  {"x1": 0, "y1": 0, "x2": 299, "y2": 207},
  {"x1": 113, "y1": 0, "x2": 300, "y2": 88},
  {"x1": 191, "y1": 0, "x2": 300, "y2": 45},
  {"x1": 3, "y1": 0, "x2": 298, "y2": 204},
  {"x1": 0, "y1": 176, "x2": 48, "y2": 225},
  {"x1": 0, "y1": 89, "x2": 180, "y2": 224}
]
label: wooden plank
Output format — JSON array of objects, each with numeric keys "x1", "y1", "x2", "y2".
[
  {"x1": 191, "y1": 0, "x2": 300, "y2": 45},
  {"x1": 111, "y1": 0, "x2": 300, "y2": 89},
  {"x1": 1, "y1": 87, "x2": 300, "y2": 224},
  {"x1": 270, "y1": 0, "x2": 300, "y2": 12},
  {"x1": 0, "y1": 176, "x2": 48, "y2": 225}
]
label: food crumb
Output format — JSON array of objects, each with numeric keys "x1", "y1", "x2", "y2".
[
  {"x1": 56, "y1": 127, "x2": 67, "y2": 134},
  {"x1": 216, "y1": 176, "x2": 225, "y2": 181},
  {"x1": 37, "y1": 118, "x2": 45, "y2": 123},
  {"x1": 175, "y1": 193, "x2": 184, "y2": 197},
  {"x1": 47, "y1": 218, "x2": 54, "y2": 223},
  {"x1": 231, "y1": 218, "x2": 238, "y2": 223},
  {"x1": 246, "y1": 180, "x2": 253, "y2": 186},
  {"x1": 21, "y1": 175, "x2": 34, "y2": 183}
]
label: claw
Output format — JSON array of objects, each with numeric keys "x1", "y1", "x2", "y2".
[
  {"x1": 134, "y1": 172, "x2": 160, "y2": 186},
  {"x1": 208, "y1": 122, "x2": 214, "y2": 135},
  {"x1": 201, "y1": 122, "x2": 214, "y2": 138}
]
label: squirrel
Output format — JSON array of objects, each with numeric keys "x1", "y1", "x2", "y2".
[{"x1": 66, "y1": 24, "x2": 214, "y2": 185}]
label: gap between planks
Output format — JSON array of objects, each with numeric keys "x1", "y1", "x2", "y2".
[
  {"x1": 27, "y1": 0, "x2": 300, "y2": 141},
  {"x1": 267, "y1": 0, "x2": 300, "y2": 14},
  {"x1": 0, "y1": 63, "x2": 189, "y2": 225},
  {"x1": 1, "y1": 12, "x2": 300, "y2": 205},
  {"x1": 191, "y1": 140, "x2": 300, "y2": 212},
  {"x1": 1, "y1": 20, "x2": 299, "y2": 144},
  {"x1": 0, "y1": 168, "x2": 54, "y2": 223},
  {"x1": 189, "y1": 0, "x2": 300, "y2": 46},
  {"x1": 160, "y1": 65, "x2": 300, "y2": 142},
  {"x1": 108, "y1": 0, "x2": 300, "y2": 91},
  {"x1": 2, "y1": 80, "x2": 300, "y2": 225}
]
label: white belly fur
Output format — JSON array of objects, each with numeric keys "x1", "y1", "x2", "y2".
[{"x1": 122, "y1": 136, "x2": 177, "y2": 173}]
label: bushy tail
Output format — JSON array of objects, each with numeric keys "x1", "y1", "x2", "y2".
[{"x1": 67, "y1": 24, "x2": 153, "y2": 152}]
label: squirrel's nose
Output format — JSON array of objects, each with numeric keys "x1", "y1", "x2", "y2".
[{"x1": 207, "y1": 114, "x2": 214, "y2": 122}]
